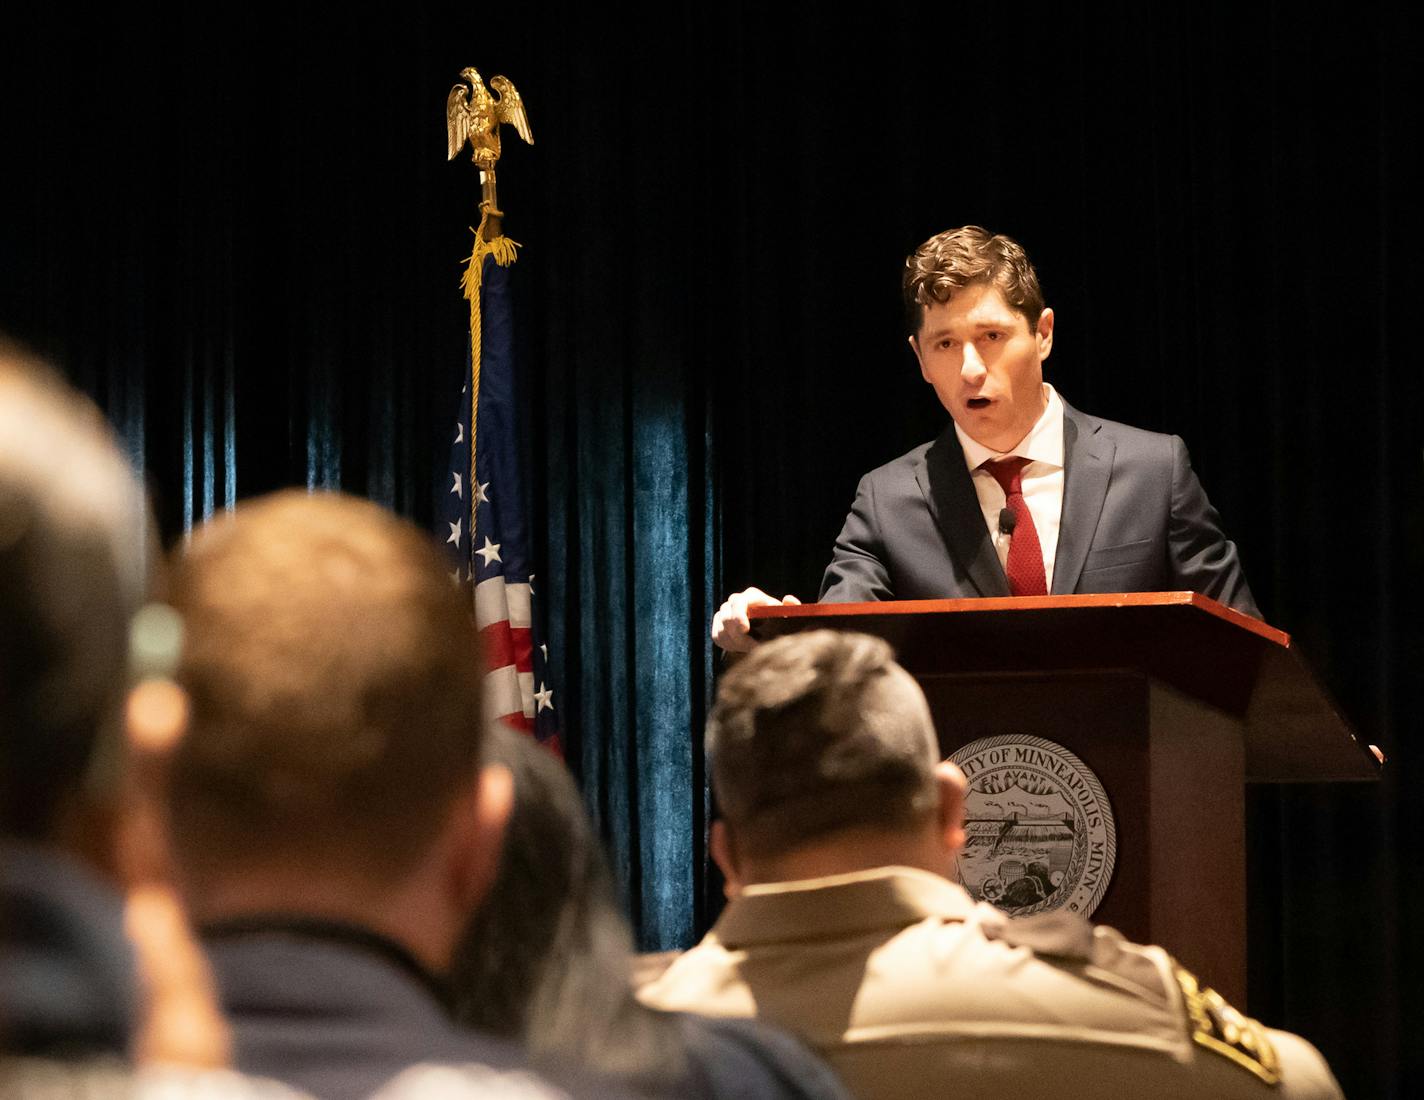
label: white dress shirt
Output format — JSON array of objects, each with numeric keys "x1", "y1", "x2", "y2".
[{"x1": 953, "y1": 384, "x2": 1065, "y2": 593}]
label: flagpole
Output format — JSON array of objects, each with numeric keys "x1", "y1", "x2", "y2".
[
  {"x1": 446, "y1": 65, "x2": 533, "y2": 548},
  {"x1": 441, "y1": 65, "x2": 559, "y2": 749}
]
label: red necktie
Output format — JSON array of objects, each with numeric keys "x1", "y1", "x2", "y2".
[{"x1": 984, "y1": 457, "x2": 1048, "y2": 597}]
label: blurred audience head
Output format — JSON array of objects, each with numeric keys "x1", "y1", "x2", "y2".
[
  {"x1": 451, "y1": 725, "x2": 684, "y2": 1089},
  {"x1": 0, "y1": 339, "x2": 239, "y2": 1075},
  {"x1": 0, "y1": 339, "x2": 154, "y2": 845},
  {"x1": 706, "y1": 630, "x2": 964, "y2": 886},
  {"x1": 167, "y1": 490, "x2": 511, "y2": 968}
]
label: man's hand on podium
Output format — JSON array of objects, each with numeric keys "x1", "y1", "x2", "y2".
[{"x1": 712, "y1": 587, "x2": 802, "y2": 652}]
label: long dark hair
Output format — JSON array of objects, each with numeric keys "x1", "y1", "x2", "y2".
[{"x1": 449, "y1": 727, "x2": 686, "y2": 1090}]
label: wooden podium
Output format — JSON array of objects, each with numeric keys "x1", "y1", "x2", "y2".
[{"x1": 749, "y1": 592, "x2": 1379, "y2": 1003}]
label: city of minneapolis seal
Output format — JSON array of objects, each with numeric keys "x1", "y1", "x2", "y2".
[{"x1": 948, "y1": 735, "x2": 1117, "y2": 918}]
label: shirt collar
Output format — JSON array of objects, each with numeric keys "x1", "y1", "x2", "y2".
[
  {"x1": 712, "y1": 865, "x2": 977, "y2": 949},
  {"x1": 201, "y1": 914, "x2": 453, "y2": 1011},
  {"x1": 955, "y1": 383, "x2": 1065, "y2": 473}
]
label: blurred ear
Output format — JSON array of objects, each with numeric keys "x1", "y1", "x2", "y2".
[
  {"x1": 935, "y1": 760, "x2": 968, "y2": 858},
  {"x1": 116, "y1": 677, "x2": 190, "y2": 888},
  {"x1": 126, "y1": 677, "x2": 190, "y2": 756},
  {"x1": 57, "y1": 677, "x2": 193, "y2": 882},
  {"x1": 450, "y1": 762, "x2": 514, "y2": 916},
  {"x1": 710, "y1": 819, "x2": 743, "y2": 898}
]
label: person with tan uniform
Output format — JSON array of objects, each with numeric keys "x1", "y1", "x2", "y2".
[{"x1": 638, "y1": 630, "x2": 1343, "y2": 1100}]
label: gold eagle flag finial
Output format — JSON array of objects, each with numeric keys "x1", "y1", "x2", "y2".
[
  {"x1": 446, "y1": 67, "x2": 533, "y2": 241},
  {"x1": 446, "y1": 66, "x2": 533, "y2": 550}
]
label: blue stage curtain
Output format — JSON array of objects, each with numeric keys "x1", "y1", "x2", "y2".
[{"x1": 3, "y1": 6, "x2": 1422, "y2": 1094}]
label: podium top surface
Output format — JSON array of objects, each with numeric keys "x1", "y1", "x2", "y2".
[{"x1": 749, "y1": 592, "x2": 1378, "y2": 782}]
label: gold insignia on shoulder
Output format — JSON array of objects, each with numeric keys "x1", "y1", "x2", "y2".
[{"x1": 1174, "y1": 965, "x2": 1282, "y2": 1086}]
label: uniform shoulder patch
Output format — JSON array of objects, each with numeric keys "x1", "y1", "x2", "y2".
[{"x1": 1174, "y1": 964, "x2": 1281, "y2": 1086}]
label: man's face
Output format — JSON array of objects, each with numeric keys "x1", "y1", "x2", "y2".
[{"x1": 909, "y1": 283, "x2": 1055, "y2": 452}]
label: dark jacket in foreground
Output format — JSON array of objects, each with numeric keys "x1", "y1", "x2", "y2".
[{"x1": 204, "y1": 921, "x2": 629, "y2": 1100}]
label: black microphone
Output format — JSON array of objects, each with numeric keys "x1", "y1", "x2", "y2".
[{"x1": 998, "y1": 508, "x2": 1017, "y2": 536}]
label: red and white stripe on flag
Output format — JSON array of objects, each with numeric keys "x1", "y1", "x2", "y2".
[{"x1": 475, "y1": 575, "x2": 534, "y2": 731}]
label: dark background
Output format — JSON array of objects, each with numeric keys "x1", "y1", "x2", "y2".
[{"x1": 2, "y1": 4, "x2": 1418, "y2": 1095}]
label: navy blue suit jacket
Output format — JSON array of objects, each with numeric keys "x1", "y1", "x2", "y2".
[
  {"x1": 204, "y1": 922, "x2": 630, "y2": 1100},
  {"x1": 819, "y1": 400, "x2": 1259, "y2": 617}
]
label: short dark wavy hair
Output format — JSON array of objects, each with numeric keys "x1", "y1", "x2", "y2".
[{"x1": 903, "y1": 225, "x2": 1045, "y2": 335}]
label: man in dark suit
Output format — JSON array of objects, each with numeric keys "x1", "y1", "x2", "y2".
[{"x1": 713, "y1": 226, "x2": 1256, "y2": 652}]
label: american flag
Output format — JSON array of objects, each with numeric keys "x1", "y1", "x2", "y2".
[{"x1": 440, "y1": 256, "x2": 560, "y2": 750}]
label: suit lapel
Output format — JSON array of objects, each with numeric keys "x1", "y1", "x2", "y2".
[
  {"x1": 915, "y1": 425, "x2": 1011, "y2": 598},
  {"x1": 1052, "y1": 402, "x2": 1115, "y2": 595}
]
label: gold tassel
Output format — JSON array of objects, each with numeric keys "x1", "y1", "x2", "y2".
[{"x1": 460, "y1": 204, "x2": 521, "y2": 550}]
